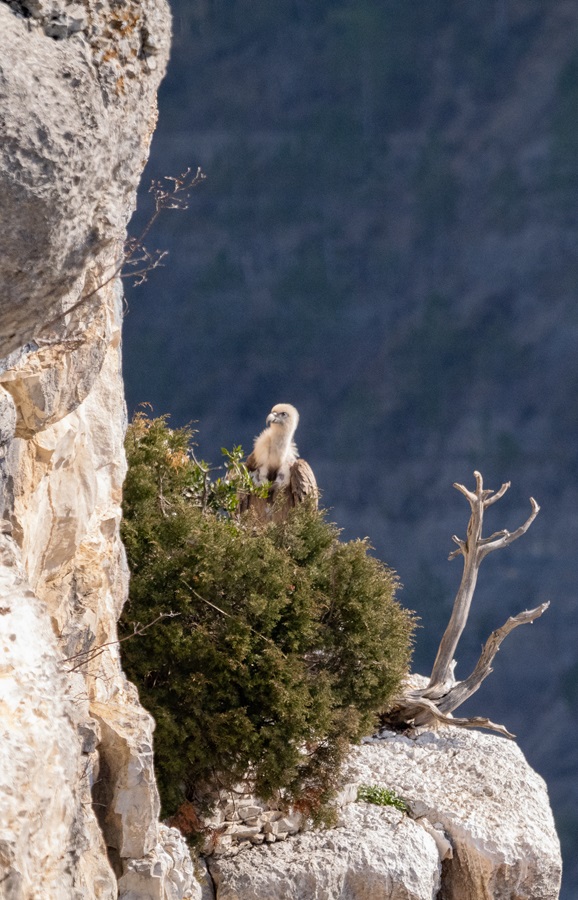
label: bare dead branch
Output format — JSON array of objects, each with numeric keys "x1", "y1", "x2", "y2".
[
  {"x1": 428, "y1": 473, "x2": 540, "y2": 692},
  {"x1": 382, "y1": 472, "x2": 549, "y2": 741},
  {"x1": 484, "y1": 480, "x2": 511, "y2": 507},
  {"x1": 438, "y1": 602, "x2": 550, "y2": 713},
  {"x1": 37, "y1": 167, "x2": 205, "y2": 337},
  {"x1": 390, "y1": 694, "x2": 515, "y2": 739},
  {"x1": 452, "y1": 481, "x2": 477, "y2": 504},
  {"x1": 419, "y1": 708, "x2": 516, "y2": 740},
  {"x1": 478, "y1": 497, "x2": 540, "y2": 559},
  {"x1": 479, "y1": 529, "x2": 509, "y2": 545},
  {"x1": 448, "y1": 534, "x2": 466, "y2": 560}
]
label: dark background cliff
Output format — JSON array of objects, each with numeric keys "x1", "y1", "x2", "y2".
[{"x1": 123, "y1": 1, "x2": 578, "y2": 891}]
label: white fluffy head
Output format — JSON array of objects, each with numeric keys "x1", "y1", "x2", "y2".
[{"x1": 266, "y1": 403, "x2": 299, "y2": 433}]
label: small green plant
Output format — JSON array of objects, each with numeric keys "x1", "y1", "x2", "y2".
[
  {"x1": 120, "y1": 412, "x2": 415, "y2": 829},
  {"x1": 356, "y1": 784, "x2": 407, "y2": 812}
]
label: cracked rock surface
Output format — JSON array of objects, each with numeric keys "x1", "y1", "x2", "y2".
[
  {"x1": 208, "y1": 728, "x2": 562, "y2": 900},
  {"x1": 347, "y1": 728, "x2": 562, "y2": 900},
  {"x1": 209, "y1": 801, "x2": 441, "y2": 900},
  {"x1": 0, "y1": 2, "x2": 201, "y2": 897}
]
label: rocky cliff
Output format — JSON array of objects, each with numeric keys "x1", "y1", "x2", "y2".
[
  {"x1": 0, "y1": 2, "x2": 199, "y2": 896},
  {"x1": 0, "y1": 2, "x2": 564, "y2": 899}
]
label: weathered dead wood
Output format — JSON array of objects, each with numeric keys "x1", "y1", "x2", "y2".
[
  {"x1": 390, "y1": 693, "x2": 516, "y2": 739},
  {"x1": 436, "y1": 601, "x2": 549, "y2": 715},
  {"x1": 383, "y1": 471, "x2": 549, "y2": 739}
]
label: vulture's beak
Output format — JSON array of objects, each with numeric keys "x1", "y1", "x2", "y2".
[{"x1": 266, "y1": 413, "x2": 276, "y2": 426}]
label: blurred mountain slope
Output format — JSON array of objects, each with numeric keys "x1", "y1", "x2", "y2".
[{"x1": 123, "y1": 2, "x2": 578, "y2": 892}]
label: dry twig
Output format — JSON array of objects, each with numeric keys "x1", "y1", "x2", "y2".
[
  {"x1": 38, "y1": 167, "x2": 205, "y2": 336},
  {"x1": 63, "y1": 611, "x2": 180, "y2": 673}
]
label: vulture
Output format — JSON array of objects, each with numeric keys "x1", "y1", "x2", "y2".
[{"x1": 240, "y1": 403, "x2": 318, "y2": 520}]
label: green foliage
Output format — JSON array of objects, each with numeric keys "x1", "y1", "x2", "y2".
[
  {"x1": 120, "y1": 413, "x2": 414, "y2": 824},
  {"x1": 357, "y1": 783, "x2": 407, "y2": 812},
  {"x1": 121, "y1": 412, "x2": 267, "y2": 529}
]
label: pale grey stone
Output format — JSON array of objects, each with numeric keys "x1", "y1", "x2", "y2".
[
  {"x1": 238, "y1": 806, "x2": 264, "y2": 820},
  {"x1": 0, "y1": 0, "x2": 171, "y2": 356},
  {"x1": 274, "y1": 813, "x2": 303, "y2": 835},
  {"x1": 0, "y1": 2, "x2": 202, "y2": 898},
  {"x1": 231, "y1": 826, "x2": 262, "y2": 841},
  {"x1": 0, "y1": 534, "x2": 116, "y2": 898},
  {"x1": 209, "y1": 803, "x2": 441, "y2": 900},
  {"x1": 118, "y1": 825, "x2": 202, "y2": 900},
  {"x1": 0, "y1": 389, "x2": 16, "y2": 445},
  {"x1": 344, "y1": 729, "x2": 562, "y2": 900},
  {"x1": 205, "y1": 728, "x2": 561, "y2": 899}
]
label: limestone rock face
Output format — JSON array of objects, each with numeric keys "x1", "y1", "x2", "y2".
[
  {"x1": 118, "y1": 825, "x2": 205, "y2": 900},
  {"x1": 0, "y1": 2, "x2": 200, "y2": 898},
  {"x1": 208, "y1": 728, "x2": 562, "y2": 900},
  {"x1": 349, "y1": 729, "x2": 562, "y2": 900},
  {"x1": 0, "y1": 0, "x2": 170, "y2": 355},
  {"x1": 0, "y1": 533, "x2": 115, "y2": 899},
  {"x1": 209, "y1": 801, "x2": 441, "y2": 900}
]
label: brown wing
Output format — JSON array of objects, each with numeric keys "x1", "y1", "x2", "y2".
[
  {"x1": 289, "y1": 459, "x2": 318, "y2": 508},
  {"x1": 239, "y1": 494, "x2": 271, "y2": 520},
  {"x1": 240, "y1": 457, "x2": 317, "y2": 520},
  {"x1": 245, "y1": 451, "x2": 258, "y2": 472}
]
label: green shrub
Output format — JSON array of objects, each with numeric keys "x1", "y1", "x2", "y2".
[
  {"x1": 356, "y1": 784, "x2": 407, "y2": 812},
  {"x1": 120, "y1": 412, "x2": 415, "y2": 825}
]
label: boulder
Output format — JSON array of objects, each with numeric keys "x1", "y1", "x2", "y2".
[
  {"x1": 208, "y1": 727, "x2": 562, "y2": 900},
  {"x1": 348, "y1": 728, "x2": 562, "y2": 900},
  {"x1": 118, "y1": 825, "x2": 206, "y2": 900}
]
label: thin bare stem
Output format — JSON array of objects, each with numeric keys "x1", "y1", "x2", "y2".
[
  {"x1": 63, "y1": 611, "x2": 179, "y2": 672},
  {"x1": 38, "y1": 167, "x2": 205, "y2": 337}
]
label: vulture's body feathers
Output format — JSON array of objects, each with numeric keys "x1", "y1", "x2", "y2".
[{"x1": 241, "y1": 403, "x2": 318, "y2": 520}]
